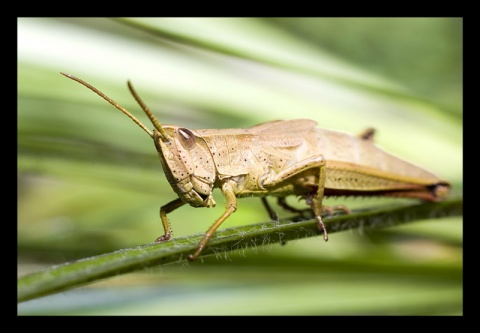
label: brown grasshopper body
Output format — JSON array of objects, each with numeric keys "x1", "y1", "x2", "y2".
[{"x1": 62, "y1": 73, "x2": 451, "y2": 261}]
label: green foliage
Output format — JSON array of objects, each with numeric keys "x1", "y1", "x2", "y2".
[{"x1": 18, "y1": 18, "x2": 462, "y2": 315}]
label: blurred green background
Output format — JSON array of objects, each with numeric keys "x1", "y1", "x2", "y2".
[{"x1": 18, "y1": 18, "x2": 462, "y2": 315}]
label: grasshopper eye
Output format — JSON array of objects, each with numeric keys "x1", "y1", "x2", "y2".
[{"x1": 177, "y1": 128, "x2": 196, "y2": 149}]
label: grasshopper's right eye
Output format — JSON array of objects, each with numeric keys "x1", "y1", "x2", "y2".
[{"x1": 177, "y1": 128, "x2": 196, "y2": 150}]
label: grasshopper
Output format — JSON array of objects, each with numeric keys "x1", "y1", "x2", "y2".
[{"x1": 61, "y1": 73, "x2": 451, "y2": 261}]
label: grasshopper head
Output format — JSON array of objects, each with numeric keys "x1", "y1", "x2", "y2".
[
  {"x1": 60, "y1": 73, "x2": 217, "y2": 208},
  {"x1": 153, "y1": 126, "x2": 217, "y2": 208}
]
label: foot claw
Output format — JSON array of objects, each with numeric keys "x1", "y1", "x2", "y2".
[
  {"x1": 155, "y1": 233, "x2": 171, "y2": 243},
  {"x1": 316, "y1": 219, "x2": 329, "y2": 242}
]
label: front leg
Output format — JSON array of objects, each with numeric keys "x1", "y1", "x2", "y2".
[
  {"x1": 261, "y1": 155, "x2": 329, "y2": 240},
  {"x1": 155, "y1": 198, "x2": 186, "y2": 242},
  {"x1": 188, "y1": 180, "x2": 238, "y2": 261}
]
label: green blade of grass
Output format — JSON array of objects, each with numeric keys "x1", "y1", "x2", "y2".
[{"x1": 18, "y1": 197, "x2": 462, "y2": 303}]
